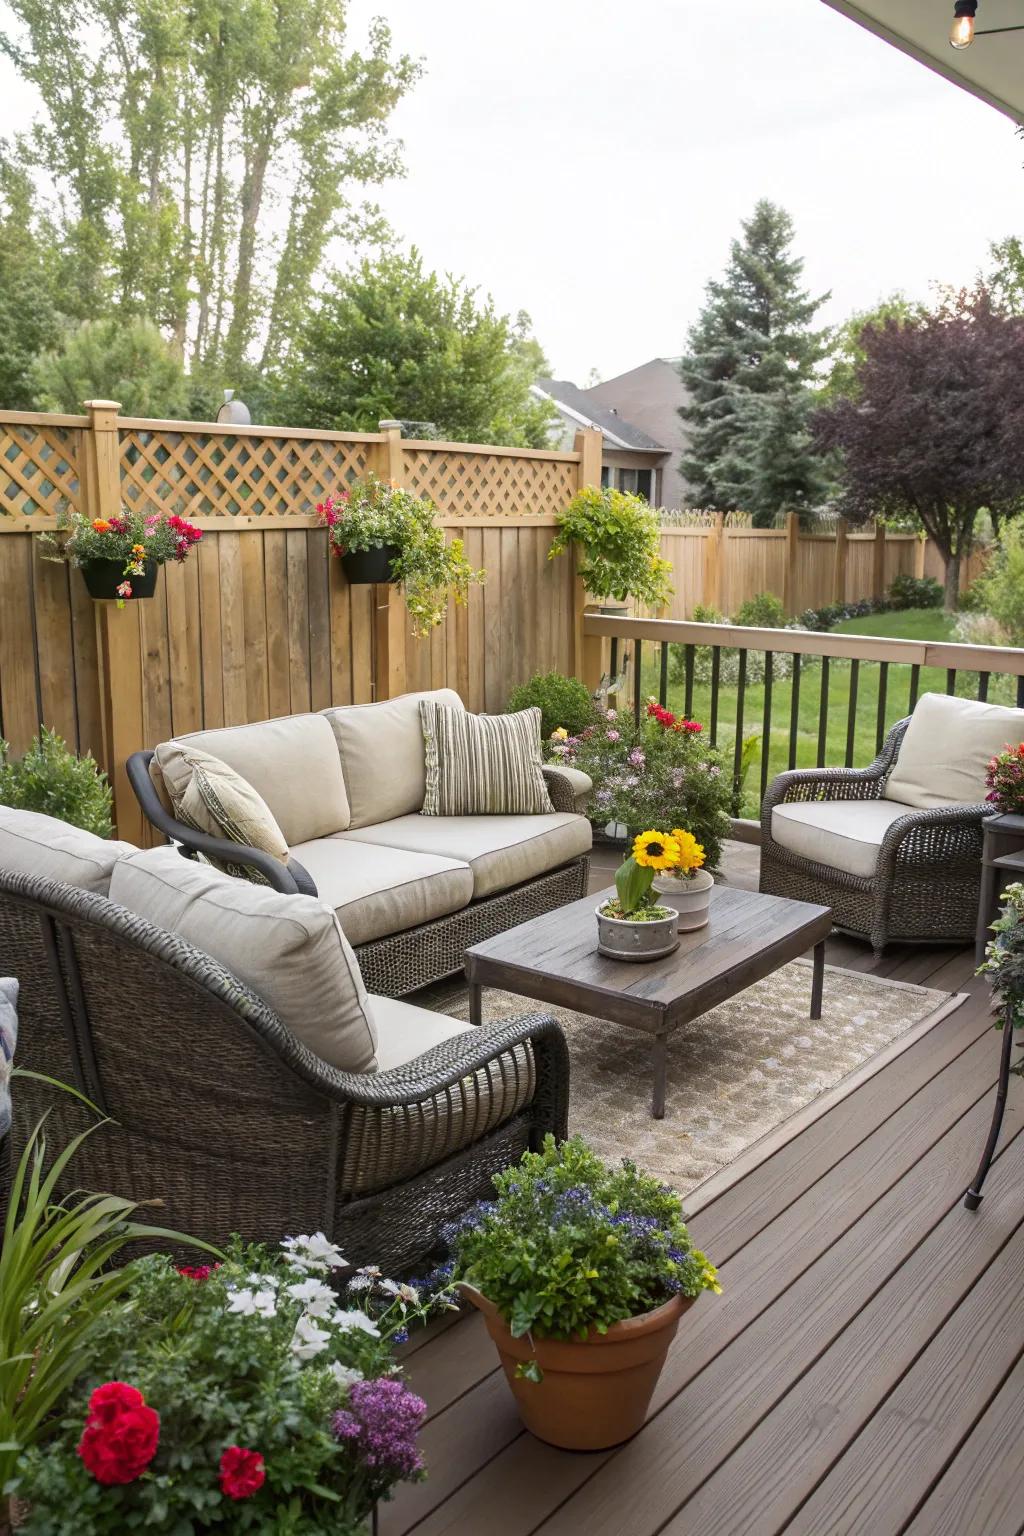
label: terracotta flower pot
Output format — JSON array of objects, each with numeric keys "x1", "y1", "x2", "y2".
[
  {"x1": 460, "y1": 1285, "x2": 693, "y2": 1450},
  {"x1": 81, "y1": 558, "x2": 158, "y2": 601}
]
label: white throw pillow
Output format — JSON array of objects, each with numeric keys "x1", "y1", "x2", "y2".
[
  {"x1": 884, "y1": 692, "x2": 1024, "y2": 810},
  {"x1": 0, "y1": 806, "x2": 135, "y2": 894},
  {"x1": 109, "y1": 846, "x2": 378, "y2": 1074}
]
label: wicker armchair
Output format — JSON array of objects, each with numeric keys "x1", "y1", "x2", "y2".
[
  {"x1": 0, "y1": 868, "x2": 569, "y2": 1272},
  {"x1": 760, "y1": 717, "x2": 991, "y2": 952}
]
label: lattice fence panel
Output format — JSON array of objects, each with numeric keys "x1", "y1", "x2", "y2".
[
  {"x1": 119, "y1": 429, "x2": 374, "y2": 517},
  {"x1": 0, "y1": 422, "x2": 84, "y2": 518},
  {"x1": 403, "y1": 448, "x2": 577, "y2": 518}
]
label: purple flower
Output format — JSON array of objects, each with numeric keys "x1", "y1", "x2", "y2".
[
  {"x1": 606, "y1": 729, "x2": 620, "y2": 742},
  {"x1": 332, "y1": 1377, "x2": 426, "y2": 1479},
  {"x1": 671, "y1": 768, "x2": 685, "y2": 789},
  {"x1": 628, "y1": 748, "x2": 646, "y2": 768}
]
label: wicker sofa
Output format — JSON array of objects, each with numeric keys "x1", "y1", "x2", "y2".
[
  {"x1": 759, "y1": 691, "x2": 1020, "y2": 951},
  {"x1": 128, "y1": 688, "x2": 592, "y2": 997},
  {"x1": 0, "y1": 808, "x2": 569, "y2": 1271}
]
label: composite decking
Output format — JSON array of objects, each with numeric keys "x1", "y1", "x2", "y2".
[{"x1": 390, "y1": 843, "x2": 1024, "y2": 1536}]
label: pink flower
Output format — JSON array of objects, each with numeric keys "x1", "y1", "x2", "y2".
[
  {"x1": 116, "y1": 581, "x2": 132, "y2": 598},
  {"x1": 606, "y1": 729, "x2": 620, "y2": 742}
]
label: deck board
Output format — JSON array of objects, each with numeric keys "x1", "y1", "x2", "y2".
[{"x1": 385, "y1": 850, "x2": 1020, "y2": 1536}]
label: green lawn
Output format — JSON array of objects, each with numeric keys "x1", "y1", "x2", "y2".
[{"x1": 639, "y1": 607, "x2": 1016, "y2": 815}]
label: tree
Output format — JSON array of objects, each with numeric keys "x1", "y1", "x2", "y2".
[
  {"x1": 0, "y1": 0, "x2": 418, "y2": 377},
  {"x1": 678, "y1": 199, "x2": 829, "y2": 524},
  {"x1": 0, "y1": 156, "x2": 61, "y2": 408},
  {"x1": 31, "y1": 318, "x2": 189, "y2": 417},
  {"x1": 814, "y1": 287, "x2": 1024, "y2": 608},
  {"x1": 986, "y1": 235, "x2": 1024, "y2": 315},
  {"x1": 276, "y1": 248, "x2": 557, "y2": 446},
  {"x1": 818, "y1": 293, "x2": 919, "y2": 405},
  {"x1": 714, "y1": 385, "x2": 827, "y2": 524}
]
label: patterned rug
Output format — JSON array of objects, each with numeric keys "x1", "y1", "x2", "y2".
[{"x1": 432, "y1": 960, "x2": 953, "y2": 1195}]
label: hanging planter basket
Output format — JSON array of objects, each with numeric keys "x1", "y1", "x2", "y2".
[
  {"x1": 81, "y1": 558, "x2": 159, "y2": 601},
  {"x1": 340, "y1": 544, "x2": 401, "y2": 585}
]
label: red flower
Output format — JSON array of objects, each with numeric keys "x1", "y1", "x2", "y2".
[
  {"x1": 219, "y1": 1446, "x2": 266, "y2": 1500},
  {"x1": 177, "y1": 1264, "x2": 215, "y2": 1281},
  {"x1": 77, "y1": 1383, "x2": 159, "y2": 1485}
]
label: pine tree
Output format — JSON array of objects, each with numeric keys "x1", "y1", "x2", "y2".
[{"x1": 678, "y1": 200, "x2": 829, "y2": 524}]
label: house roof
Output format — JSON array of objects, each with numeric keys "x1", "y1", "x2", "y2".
[
  {"x1": 532, "y1": 378, "x2": 668, "y2": 452},
  {"x1": 821, "y1": 0, "x2": 1024, "y2": 125}
]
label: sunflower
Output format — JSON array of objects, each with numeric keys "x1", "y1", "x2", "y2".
[
  {"x1": 670, "y1": 828, "x2": 706, "y2": 875},
  {"x1": 632, "y1": 829, "x2": 680, "y2": 870}
]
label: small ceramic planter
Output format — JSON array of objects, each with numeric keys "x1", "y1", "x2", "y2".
[
  {"x1": 340, "y1": 543, "x2": 400, "y2": 584},
  {"x1": 653, "y1": 868, "x2": 714, "y2": 931},
  {"x1": 595, "y1": 903, "x2": 679, "y2": 961},
  {"x1": 81, "y1": 558, "x2": 158, "y2": 601},
  {"x1": 460, "y1": 1285, "x2": 694, "y2": 1450}
]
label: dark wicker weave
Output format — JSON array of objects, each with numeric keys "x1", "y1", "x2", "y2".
[
  {"x1": 126, "y1": 754, "x2": 590, "y2": 996},
  {"x1": 759, "y1": 717, "x2": 991, "y2": 953},
  {"x1": 0, "y1": 869, "x2": 569, "y2": 1270}
]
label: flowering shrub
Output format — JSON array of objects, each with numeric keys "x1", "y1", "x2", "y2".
[
  {"x1": 979, "y1": 881, "x2": 1024, "y2": 1076},
  {"x1": 15, "y1": 1235, "x2": 456, "y2": 1534},
  {"x1": 39, "y1": 505, "x2": 202, "y2": 604},
  {"x1": 549, "y1": 486, "x2": 674, "y2": 607},
  {"x1": 986, "y1": 743, "x2": 1024, "y2": 815},
  {"x1": 317, "y1": 475, "x2": 483, "y2": 638},
  {"x1": 548, "y1": 701, "x2": 731, "y2": 869},
  {"x1": 447, "y1": 1137, "x2": 719, "y2": 1376}
]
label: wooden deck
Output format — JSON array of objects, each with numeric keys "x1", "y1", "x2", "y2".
[{"x1": 389, "y1": 844, "x2": 1023, "y2": 1536}]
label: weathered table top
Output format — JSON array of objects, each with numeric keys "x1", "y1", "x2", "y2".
[{"x1": 466, "y1": 883, "x2": 833, "y2": 1035}]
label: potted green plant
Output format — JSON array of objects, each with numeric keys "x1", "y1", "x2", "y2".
[
  {"x1": 38, "y1": 507, "x2": 203, "y2": 607},
  {"x1": 548, "y1": 486, "x2": 673, "y2": 613},
  {"x1": 317, "y1": 476, "x2": 483, "y2": 637},
  {"x1": 448, "y1": 1136, "x2": 720, "y2": 1451},
  {"x1": 651, "y1": 826, "x2": 714, "y2": 931},
  {"x1": 596, "y1": 829, "x2": 683, "y2": 960}
]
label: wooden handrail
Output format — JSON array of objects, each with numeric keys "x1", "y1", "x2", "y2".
[{"x1": 582, "y1": 612, "x2": 1024, "y2": 678}]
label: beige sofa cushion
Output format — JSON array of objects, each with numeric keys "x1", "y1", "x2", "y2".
[
  {"x1": 152, "y1": 743, "x2": 289, "y2": 876},
  {"x1": 370, "y1": 994, "x2": 474, "y2": 1072},
  {"x1": 771, "y1": 799, "x2": 917, "y2": 879},
  {"x1": 157, "y1": 714, "x2": 350, "y2": 844},
  {"x1": 0, "y1": 806, "x2": 135, "y2": 894},
  {"x1": 109, "y1": 846, "x2": 377, "y2": 1073},
  {"x1": 339, "y1": 811, "x2": 592, "y2": 899},
  {"x1": 421, "y1": 702, "x2": 554, "y2": 816},
  {"x1": 287, "y1": 836, "x2": 474, "y2": 946},
  {"x1": 884, "y1": 692, "x2": 1024, "y2": 810},
  {"x1": 322, "y1": 688, "x2": 464, "y2": 830}
]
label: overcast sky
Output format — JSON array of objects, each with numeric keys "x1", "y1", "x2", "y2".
[{"x1": 344, "y1": 0, "x2": 1023, "y2": 382}]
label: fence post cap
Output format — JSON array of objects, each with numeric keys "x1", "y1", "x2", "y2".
[{"x1": 83, "y1": 399, "x2": 122, "y2": 411}]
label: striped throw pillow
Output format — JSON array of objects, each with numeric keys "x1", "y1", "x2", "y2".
[
  {"x1": 162, "y1": 744, "x2": 290, "y2": 884},
  {"x1": 420, "y1": 703, "x2": 554, "y2": 816}
]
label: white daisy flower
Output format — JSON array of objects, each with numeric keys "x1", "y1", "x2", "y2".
[
  {"x1": 226, "y1": 1287, "x2": 277, "y2": 1319},
  {"x1": 286, "y1": 1278, "x2": 339, "y2": 1318},
  {"x1": 332, "y1": 1309, "x2": 381, "y2": 1338},
  {"x1": 281, "y1": 1232, "x2": 348, "y2": 1274},
  {"x1": 328, "y1": 1361, "x2": 364, "y2": 1392},
  {"x1": 290, "y1": 1312, "x2": 333, "y2": 1361}
]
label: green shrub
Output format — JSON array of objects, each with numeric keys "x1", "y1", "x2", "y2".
[
  {"x1": 691, "y1": 602, "x2": 724, "y2": 624},
  {"x1": 975, "y1": 524, "x2": 1024, "y2": 644},
  {"x1": 507, "y1": 672, "x2": 595, "y2": 741},
  {"x1": 886, "y1": 572, "x2": 943, "y2": 609},
  {"x1": 0, "y1": 728, "x2": 113, "y2": 837},
  {"x1": 733, "y1": 591, "x2": 786, "y2": 628},
  {"x1": 956, "y1": 576, "x2": 988, "y2": 613}
]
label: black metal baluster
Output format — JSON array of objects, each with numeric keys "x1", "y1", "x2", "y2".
[
  {"x1": 946, "y1": 667, "x2": 957, "y2": 696},
  {"x1": 632, "y1": 641, "x2": 643, "y2": 724},
  {"x1": 659, "y1": 642, "x2": 669, "y2": 708},
  {"x1": 760, "y1": 652, "x2": 774, "y2": 802},
  {"x1": 816, "y1": 656, "x2": 830, "y2": 767},
  {"x1": 909, "y1": 663, "x2": 921, "y2": 713},
  {"x1": 845, "y1": 658, "x2": 859, "y2": 767},
  {"x1": 684, "y1": 644, "x2": 695, "y2": 720},
  {"x1": 875, "y1": 662, "x2": 889, "y2": 755},
  {"x1": 788, "y1": 654, "x2": 801, "y2": 770},
  {"x1": 710, "y1": 648, "x2": 721, "y2": 747},
  {"x1": 1017, "y1": 676, "x2": 1024, "y2": 709},
  {"x1": 609, "y1": 637, "x2": 619, "y2": 685},
  {"x1": 978, "y1": 672, "x2": 990, "y2": 702},
  {"x1": 732, "y1": 649, "x2": 748, "y2": 814}
]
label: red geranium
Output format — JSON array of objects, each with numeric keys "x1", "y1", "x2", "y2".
[
  {"x1": 219, "y1": 1445, "x2": 266, "y2": 1500},
  {"x1": 77, "y1": 1382, "x2": 160, "y2": 1485},
  {"x1": 177, "y1": 1263, "x2": 216, "y2": 1281}
]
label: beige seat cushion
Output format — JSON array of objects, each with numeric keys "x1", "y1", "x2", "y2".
[
  {"x1": 0, "y1": 807, "x2": 135, "y2": 895},
  {"x1": 420, "y1": 702, "x2": 554, "y2": 816},
  {"x1": 370, "y1": 994, "x2": 474, "y2": 1072},
  {"x1": 884, "y1": 692, "x2": 1024, "y2": 810},
  {"x1": 287, "y1": 837, "x2": 474, "y2": 946},
  {"x1": 150, "y1": 743, "x2": 289, "y2": 877},
  {"x1": 339, "y1": 812, "x2": 593, "y2": 899},
  {"x1": 109, "y1": 846, "x2": 377, "y2": 1073},
  {"x1": 772, "y1": 799, "x2": 918, "y2": 879},
  {"x1": 154, "y1": 714, "x2": 350, "y2": 844},
  {"x1": 322, "y1": 688, "x2": 464, "y2": 830}
]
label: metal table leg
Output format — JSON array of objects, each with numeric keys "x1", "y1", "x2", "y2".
[
  {"x1": 651, "y1": 1034, "x2": 668, "y2": 1119},
  {"x1": 810, "y1": 940, "x2": 825, "y2": 1020},
  {"x1": 468, "y1": 982, "x2": 483, "y2": 1027},
  {"x1": 965, "y1": 1005, "x2": 1017, "y2": 1210}
]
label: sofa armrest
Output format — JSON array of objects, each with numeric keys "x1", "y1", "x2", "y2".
[
  {"x1": 879, "y1": 802, "x2": 991, "y2": 871},
  {"x1": 543, "y1": 764, "x2": 592, "y2": 815},
  {"x1": 125, "y1": 751, "x2": 318, "y2": 897}
]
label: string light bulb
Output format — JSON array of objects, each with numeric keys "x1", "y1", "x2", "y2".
[{"x1": 950, "y1": 1, "x2": 978, "y2": 48}]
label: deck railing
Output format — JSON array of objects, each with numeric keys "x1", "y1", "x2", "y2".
[{"x1": 583, "y1": 613, "x2": 1024, "y2": 816}]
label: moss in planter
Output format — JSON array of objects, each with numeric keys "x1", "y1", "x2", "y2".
[{"x1": 598, "y1": 901, "x2": 674, "y2": 921}]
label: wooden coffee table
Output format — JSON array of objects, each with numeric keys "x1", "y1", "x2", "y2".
[{"x1": 466, "y1": 884, "x2": 833, "y2": 1119}]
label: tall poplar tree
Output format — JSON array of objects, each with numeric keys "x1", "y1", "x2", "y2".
[{"x1": 678, "y1": 200, "x2": 829, "y2": 524}]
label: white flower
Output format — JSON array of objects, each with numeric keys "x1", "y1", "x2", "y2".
[
  {"x1": 291, "y1": 1313, "x2": 333, "y2": 1361},
  {"x1": 346, "y1": 1274, "x2": 372, "y2": 1292},
  {"x1": 397, "y1": 1282, "x2": 419, "y2": 1306},
  {"x1": 356, "y1": 1264, "x2": 382, "y2": 1278},
  {"x1": 281, "y1": 1233, "x2": 348, "y2": 1274},
  {"x1": 332, "y1": 1309, "x2": 381, "y2": 1338},
  {"x1": 286, "y1": 1278, "x2": 339, "y2": 1318},
  {"x1": 247, "y1": 1272, "x2": 279, "y2": 1289},
  {"x1": 328, "y1": 1361, "x2": 364, "y2": 1393},
  {"x1": 226, "y1": 1287, "x2": 277, "y2": 1319},
  {"x1": 378, "y1": 1278, "x2": 400, "y2": 1296}
]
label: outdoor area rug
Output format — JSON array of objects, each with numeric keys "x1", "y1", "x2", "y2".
[{"x1": 431, "y1": 960, "x2": 957, "y2": 1195}]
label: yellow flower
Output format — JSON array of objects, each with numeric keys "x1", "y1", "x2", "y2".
[
  {"x1": 131, "y1": 543, "x2": 146, "y2": 556},
  {"x1": 550, "y1": 727, "x2": 569, "y2": 741},
  {"x1": 670, "y1": 829, "x2": 706, "y2": 875},
  {"x1": 632, "y1": 829, "x2": 680, "y2": 870}
]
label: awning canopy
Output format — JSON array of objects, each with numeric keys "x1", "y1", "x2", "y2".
[{"x1": 821, "y1": 1, "x2": 1024, "y2": 124}]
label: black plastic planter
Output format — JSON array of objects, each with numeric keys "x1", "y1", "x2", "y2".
[
  {"x1": 81, "y1": 558, "x2": 159, "y2": 601},
  {"x1": 340, "y1": 544, "x2": 400, "y2": 584}
]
